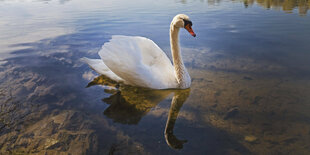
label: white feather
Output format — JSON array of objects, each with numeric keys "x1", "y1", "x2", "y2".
[
  {"x1": 83, "y1": 14, "x2": 193, "y2": 89},
  {"x1": 81, "y1": 57, "x2": 124, "y2": 82},
  {"x1": 98, "y1": 35, "x2": 177, "y2": 89}
]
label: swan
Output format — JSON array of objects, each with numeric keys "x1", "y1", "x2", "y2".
[{"x1": 82, "y1": 14, "x2": 196, "y2": 89}]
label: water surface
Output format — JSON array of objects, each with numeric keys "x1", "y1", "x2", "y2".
[{"x1": 0, "y1": 0, "x2": 310, "y2": 154}]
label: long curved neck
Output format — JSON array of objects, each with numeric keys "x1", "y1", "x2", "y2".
[{"x1": 170, "y1": 24, "x2": 190, "y2": 88}]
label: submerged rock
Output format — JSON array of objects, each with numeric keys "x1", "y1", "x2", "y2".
[
  {"x1": 244, "y1": 135, "x2": 257, "y2": 143},
  {"x1": 243, "y1": 76, "x2": 253, "y2": 80},
  {"x1": 224, "y1": 107, "x2": 239, "y2": 120}
]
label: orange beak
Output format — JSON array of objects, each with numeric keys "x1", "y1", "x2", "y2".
[{"x1": 185, "y1": 24, "x2": 196, "y2": 37}]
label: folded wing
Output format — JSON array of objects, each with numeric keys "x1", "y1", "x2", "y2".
[{"x1": 98, "y1": 35, "x2": 177, "y2": 89}]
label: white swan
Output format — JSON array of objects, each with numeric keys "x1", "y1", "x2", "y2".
[{"x1": 82, "y1": 14, "x2": 196, "y2": 89}]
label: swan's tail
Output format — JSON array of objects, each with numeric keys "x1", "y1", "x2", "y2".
[{"x1": 81, "y1": 57, "x2": 124, "y2": 82}]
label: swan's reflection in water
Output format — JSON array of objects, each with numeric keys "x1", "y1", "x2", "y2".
[
  {"x1": 164, "y1": 90, "x2": 189, "y2": 149},
  {"x1": 88, "y1": 75, "x2": 190, "y2": 149}
]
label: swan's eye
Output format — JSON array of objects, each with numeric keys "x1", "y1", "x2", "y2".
[{"x1": 183, "y1": 19, "x2": 192, "y2": 27}]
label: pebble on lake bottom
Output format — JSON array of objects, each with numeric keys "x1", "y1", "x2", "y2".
[{"x1": 244, "y1": 135, "x2": 257, "y2": 143}]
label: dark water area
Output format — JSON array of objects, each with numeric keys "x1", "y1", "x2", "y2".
[{"x1": 0, "y1": 0, "x2": 310, "y2": 154}]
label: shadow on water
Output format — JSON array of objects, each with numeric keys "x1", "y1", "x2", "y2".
[
  {"x1": 87, "y1": 76, "x2": 189, "y2": 148},
  {"x1": 87, "y1": 75, "x2": 250, "y2": 153},
  {"x1": 102, "y1": 89, "x2": 170, "y2": 125}
]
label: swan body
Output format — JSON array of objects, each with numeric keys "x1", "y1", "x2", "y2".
[{"x1": 83, "y1": 14, "x2": 196, "y2": 89}]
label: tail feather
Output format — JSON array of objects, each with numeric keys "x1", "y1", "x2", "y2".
[{"x1": 81, "y1": 57, "x2": 124, "y2": 82}]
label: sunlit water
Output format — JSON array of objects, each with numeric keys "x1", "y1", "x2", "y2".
[{"x1": 0, "y1": 0, "x2": 310, "y2": 154}]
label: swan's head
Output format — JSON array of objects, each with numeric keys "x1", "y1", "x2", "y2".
[{"x1": 171, "y1": 14, "x2": 196, "y2": 37}]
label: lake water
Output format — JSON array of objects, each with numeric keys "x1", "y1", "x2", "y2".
[{"x1": 0, "y1": 0, "x2": 310, "y2": 154}]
